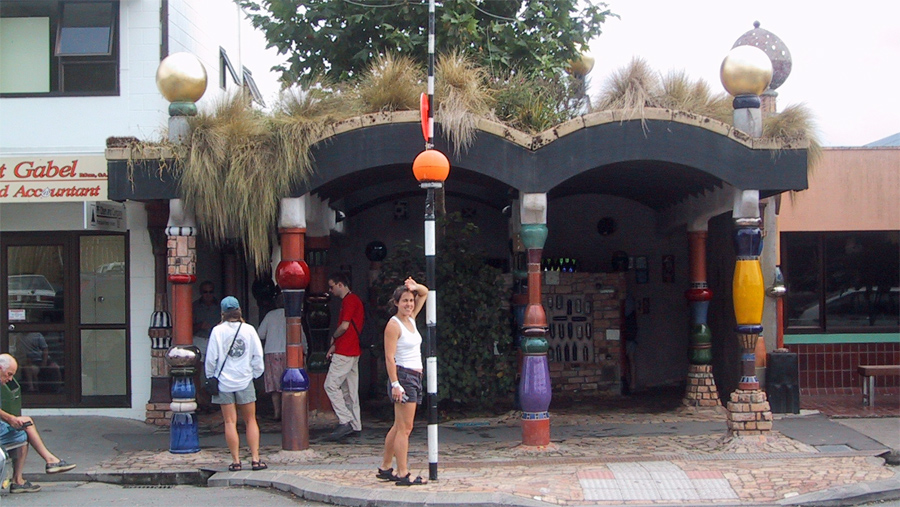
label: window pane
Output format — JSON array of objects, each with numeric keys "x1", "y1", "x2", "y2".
[
  {"x1": 60, "y1": 61, "x2": 116, "y2": 92},
  {"x1": 9, "y1": 331, "x2": 65, "y2": 394},
  {"x1": 824, "y1": 232, "x2": 900, "y2": 328},
  {"x1": 6, "y1": 246, "x2": 65, "y2": 324},
  {"x1": 56, "y1": 3, "x2": 114, "y2": 56},
  {"x1": 80, "y1": 329, "x2": 126, "y2": 395},
  {"x1": 783, "y1": 234, "x2": 821, "y2": 328},
  {"x1": 0, "y1": 17, "x2": 51, "y2": 93},
  {"x1": 80, "y1": 235, "x2": 126, "y2": 324}
]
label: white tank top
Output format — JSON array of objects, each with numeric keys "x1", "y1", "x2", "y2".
[{"x1": 391, "y1": 315, "x2": 423, "y2": 370}]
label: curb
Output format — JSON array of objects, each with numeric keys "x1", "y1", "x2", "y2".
[
  {"x1": 25, "y1": 469, "x2": 210, "y2": 486},
  {"x1": 209, "y1": 470, "x2": 550, "y2": 507},
  {"x1": 778, "y1": 474, "x2": 900, "y2": 506}
]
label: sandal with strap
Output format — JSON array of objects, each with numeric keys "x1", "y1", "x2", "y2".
[
  {"x1": 251, "y1": 460, "x2": 268, "y2": 471},
  {"x1": 376, "y1": 467, "x2": 397, "y2": 481},
  {"x1": 228, "y1": 462, "x2": 242, "y2": 472},
  {"x1": 395, "y1": 473, "x2": 426, "y2": 486}
]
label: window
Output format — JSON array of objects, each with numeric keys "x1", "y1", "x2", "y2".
[
  {"x1": 0, "y1": 1, "x2": 119, "y2": 96},
  {"x1": 783, "y1": 231, "x2": 900, "y2": 332},
  {"x1": 219, "y1": 47, "x2": 240, "y2": 90},
  {"x1": 242, "y1": 66, "x2": 265, "y2": 107}
]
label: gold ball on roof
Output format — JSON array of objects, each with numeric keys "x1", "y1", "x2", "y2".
[
  {"x1": 720, "y1": 46, "x2": 773, "y2": 97},
  {"x1": 567, "y1": 53, "x2": 595, "y2": 78},
  {"x1": 156, "y1": 52, "x2": 207, "y2": 103}
]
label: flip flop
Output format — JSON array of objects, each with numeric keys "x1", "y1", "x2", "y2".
[
  {"x1": 395, "y1": 473, "x2": 426, "y2": 486},
  {"x1": 228, "y1": 462, "x2": 242, "y2": 472},
  {"x1": 251, "y1": 460, "x2": 268, "y2": 471}
]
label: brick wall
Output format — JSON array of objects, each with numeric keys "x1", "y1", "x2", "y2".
[
  {"x1": 541, "y1": 272, "x2": 626, "y2": 395},
  {"x1": 787, "y1": 342, "x2": 900, "y2": 393}
]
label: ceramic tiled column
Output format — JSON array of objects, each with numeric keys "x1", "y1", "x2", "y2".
[
  {"x1": 683, "y1": 229, "x2": 721, "y2": 407},
  {"x1": 164, "y1": 199, "x2": 201, "y2": 453},
  {"x1": 720, "y1": 46, "x2": 774, "y2": 434},
  {"x1": 518, "y1": 194, "x2": 551, "y2": 446},
  {"x1": 277, "y1": 197, "x2": 311, "y2": 450}
]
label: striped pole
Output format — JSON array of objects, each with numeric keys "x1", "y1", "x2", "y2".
[
  {"x1": 426, "y1": 0, "x2": 435, "y2": 149},
  {"x1": 423, "y1": 183, "x2": 439, "y2": 481},
  {"x1": 425, "y1": 0, "x2": 438, "y2": 481}
]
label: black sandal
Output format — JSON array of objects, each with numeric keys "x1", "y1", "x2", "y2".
[
  {"x1": 395, "y1": 473, "x2": 426, "y2": 486},
  {"x1": 251, "y1": 460, "x2": 268, "y2": 471},
  {"x1": 376, "y1": 467, "x2": 395, "y2": 480},
  {"x1": 228, "y1": 462, "x2": 242, "y2": 472}
]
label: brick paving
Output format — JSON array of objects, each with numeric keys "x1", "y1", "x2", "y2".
[{"x1": 96, "y1": 401, "x2": 899, "y2": 506}]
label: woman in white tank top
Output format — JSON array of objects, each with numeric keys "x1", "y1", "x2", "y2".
[{"x1": 377, "y1": 277, "x2": 428, "y2": 486}]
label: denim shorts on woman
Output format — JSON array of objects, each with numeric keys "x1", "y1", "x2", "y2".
[
  {"x1": 211, "y1": 382, "x2": 257, "y2": 405},
  {"x1": 386, "y1": 366, "x2": 423, "y2": 405}
]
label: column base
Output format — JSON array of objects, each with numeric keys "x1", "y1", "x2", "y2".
[
  {"x1": 169, "y1": 412, "x2": 200, "y2": 453},
  {"x1": 726, "y1": 389, "x2": 773, "y2": 435},
  {"x1": 522, "y1": 411, "x2": 550, "y2": 446},
  {"x1": 682, "y1": 364, "x2": 722, "y2": 407},
  {"x1": 282, "y1": 391, "x2": 310, "y2": 451}
]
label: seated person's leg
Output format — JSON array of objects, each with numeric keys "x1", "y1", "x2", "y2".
[{"x1": 1, "y1": 420, "x2": 29, "y2": 485}]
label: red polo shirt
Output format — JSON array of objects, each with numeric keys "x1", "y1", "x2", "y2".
[{"x1": 334, "y1": 292, "x2": 364, "y2": 357}]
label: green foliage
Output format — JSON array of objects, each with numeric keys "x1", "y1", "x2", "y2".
[
  {"x1": 370, "y1": 213, "x2": 516, "y2": 410},
  {"x1": 490, "y1": 71, "x2": 584, "y2": 133},
  {"x1": 236, "y1": 0, "x2": 613, "y2": 85}
]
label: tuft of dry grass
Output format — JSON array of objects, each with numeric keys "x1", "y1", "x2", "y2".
[
  {"x1": 436, "y1": 51, "x2": 494, "y2": 155},
  {"x1": 658, "y1": 70, "x2": 732, "y2": 123},
  {"x1": 179, "y1": 92, "x2": 319, "y2": 274},
  {"x1": 356, "y1": 53, "x2": 422, "y2": 113},
  {"x1": 594, "y1": 57, "x2": 660, "y2": 119},
  {"x1": 764, "y1": 102, "x2": 822, "y2": 175}
]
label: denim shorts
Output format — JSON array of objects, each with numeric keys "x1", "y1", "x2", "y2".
[
  {"x1": 0, "y1": 420, "x2": 27, "y2": 447},
  {"x1": 211, "y1": 382, "x2": 257, "y2": 405},
  {"x1": 387, "y1": 366, "x2": 423, "y2": 405}
]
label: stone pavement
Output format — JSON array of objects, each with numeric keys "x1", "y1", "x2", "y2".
[{"x1": 15, "y1": 393, "x2": 900, "y2": 506}]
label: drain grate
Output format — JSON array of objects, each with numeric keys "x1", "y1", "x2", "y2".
[{"x1": 122, "y1": 485, "x2": 176, "y2": 489}]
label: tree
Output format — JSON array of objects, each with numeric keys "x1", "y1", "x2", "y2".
[
  {"x1": 236, "y1": 0, "x2": 613, "y2": 84},
  {"x1": 370, "y1": 213, "x2": 517, "y2": 410}
]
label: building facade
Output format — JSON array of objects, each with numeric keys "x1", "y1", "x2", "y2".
[
  {"x1": 778, "y1": 145, "x2": 900, "y2": 394},
  {"x1": 0, "y1": 0, "x2": 278, "y2": 419}
]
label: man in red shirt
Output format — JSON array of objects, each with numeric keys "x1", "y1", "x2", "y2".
[{"x1": 324, "y1": 272, "x2": 364, "y2": 440}]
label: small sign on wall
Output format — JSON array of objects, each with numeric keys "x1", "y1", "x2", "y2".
[{"x1": 85, "y1": 201, "x2": 126, "y2": 231}]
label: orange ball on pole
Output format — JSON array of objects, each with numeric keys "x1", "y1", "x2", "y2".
[{"x1": 412, "y1": 149, "x2": 450, "y2": 183}]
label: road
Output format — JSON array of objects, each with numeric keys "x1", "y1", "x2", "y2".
[{"x1": 6, "y1": 481, "x2": 328, "y2": 506}]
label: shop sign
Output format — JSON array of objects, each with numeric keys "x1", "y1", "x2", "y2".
[{"x1": 0, "y1": 155, "x2": 108, "y2": 202}]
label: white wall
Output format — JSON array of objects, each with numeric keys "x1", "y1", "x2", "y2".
[
  {"x1": 2, "y1": 0, "x2": 283, "y2": 419},
  {"x1": 0, "y1": 1, "x2": 167, "y2": 154}
]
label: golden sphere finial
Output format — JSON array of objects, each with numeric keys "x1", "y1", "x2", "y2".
[
  {"x1": 156, "y1": 52, "x2": 208, "y2": 103},
  {"x1": 720, "y1": 46, "x2": 773, "y2": 96},
  {"x1": 567, "y1": 52, "x2": 595, "y2": 78}
]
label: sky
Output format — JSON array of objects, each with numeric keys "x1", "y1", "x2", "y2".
[
  {"x1": 587, "y1": 0, "x2": 900, "y2": 147},
  {"x1": 245, "y1": 0, "x2": 900, "y2": 148}
]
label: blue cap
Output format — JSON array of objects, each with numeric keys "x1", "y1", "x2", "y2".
[{"x1": 220, "y1": 296, "x2": 240, "y2": 312}]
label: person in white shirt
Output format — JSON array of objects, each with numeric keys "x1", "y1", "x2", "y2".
[
  {"x1": 205, "y1": 296, "x2": 265, "y2": 472},
  {"x1": 257, "y1": 292, "x2": 307, "y2": 421},
  {"x1": 377, "y1": 277, "x2": 428, "y2": 486}
]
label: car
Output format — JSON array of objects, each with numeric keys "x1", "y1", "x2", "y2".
[
  {"x1": 797, "y1": 286, "x2": 899, "y2": 328},
  {"x1": 7, "y1": 274, "x2": 57, "y2": 309}
]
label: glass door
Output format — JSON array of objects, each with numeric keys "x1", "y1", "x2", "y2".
[
  {"x1": 2, "y1": 231, "x2": 129, "y2": 407},
  {"x1": 3, "y1": 237, "x2": 69, "y2": 404}
]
